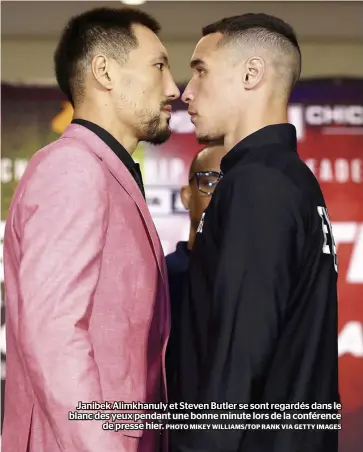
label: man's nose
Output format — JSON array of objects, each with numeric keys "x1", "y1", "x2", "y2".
[
  {"x1": 181, "y1": 82, "x2": 194, "y2": 104},
  {"x1": 166, "y1": 76, "x2": 180, "y2": 100}
]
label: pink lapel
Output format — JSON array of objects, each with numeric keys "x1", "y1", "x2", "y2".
[{"x1": 61, "y1": 124, "x2": 165, "y2": 285}]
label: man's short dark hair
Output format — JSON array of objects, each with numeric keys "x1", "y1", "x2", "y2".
[
  {"x1": 202, "y1": 13, "x2": 301, "y2": 93},
  {"x1": 54, "y1": 7, "x2": 160, "y2": 106}
]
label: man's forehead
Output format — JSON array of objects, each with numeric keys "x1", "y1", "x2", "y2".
[
  {"x1": 191, "y1": 32, "x2": 224, "y2": 62},
  {"x1": 132, "y1": 23, "x2": 168, "y2": 56}
]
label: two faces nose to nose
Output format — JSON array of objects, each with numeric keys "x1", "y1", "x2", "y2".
[
  {"x1": 168, "y1": 90, "x2": 193, "y2": 104},
  {"x1": 165, "y1": 80, "x2": 194, "y2": 104}
]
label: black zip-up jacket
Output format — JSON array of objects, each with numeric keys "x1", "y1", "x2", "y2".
[{"x1": 172, "y1": 124, "x2": 340, "y2": 452}]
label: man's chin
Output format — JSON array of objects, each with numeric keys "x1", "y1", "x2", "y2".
[
  {"x1": 141, "y1": 127, "x2": 172, "y2": 145},
  {"x1": 195, "y1": 123, "x2": 224, "y2": 145},
  {"x1": 197, "y1": 135, "x2": 212, "y2": 145},
  {"x1": 197, "y1": 133, "x2": 224, "y2": 145}
]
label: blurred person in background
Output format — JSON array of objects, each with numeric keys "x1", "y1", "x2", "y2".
[
  {"x1": 2, "y1": 7, "x2": 179, "y2": 452},
  {"x1": 173, "y1": 13, "x2": 339, "y2": 452},
  {"x1": 166, "y1": 143, "x2": 226, "y2": 403}
]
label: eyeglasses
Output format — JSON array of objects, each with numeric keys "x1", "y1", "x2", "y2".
[{"x1": 189, "y1": 171, "x2": 223, "y2": 195}]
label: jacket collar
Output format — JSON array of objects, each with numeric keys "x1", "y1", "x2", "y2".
[{"x1": 61, "y1": 124, "x2": 165, "y2": 284}]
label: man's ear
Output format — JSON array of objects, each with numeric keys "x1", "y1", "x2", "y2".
[
  {"x1": 180, "y1": 185, "x2": 191, "y2": 210},
  {"x1": 242, "y1": 56, "x2": 265, "y2": 90},
  {"x1": 91, "y1": 54, "x2": 113, "y2": 90}
]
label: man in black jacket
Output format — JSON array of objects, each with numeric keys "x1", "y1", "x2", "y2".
[{"x1": 173, "y1": 13, "x2": 340, "y2": 452}]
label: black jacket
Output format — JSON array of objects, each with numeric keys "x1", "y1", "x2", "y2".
[{"x1": 173, "y1": 124, "x2": 339, "y2": 452}]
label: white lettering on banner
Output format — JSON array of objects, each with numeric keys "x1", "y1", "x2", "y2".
[
  {"x1": 304, "y1": 158, "x2": 362, "y2": 184},
  {"x1": 143, "y1": 158, "x2": 185, "y2": 185},
  {"x1": 173, "y1": 193, "x2": 187, "y2": 213},
  {"x1": 320, "y1": 160, "x2": 334, "y2": 182},
  {"x1": 285, "y1": 105, "x2": 363, "y2": 141},
  {"x1": 338, "y1": 321, "x2": 363, "y2": 358},
  {"x1": 1, "y1": 158, "x2": 28, "y2": 183},
  {"x1": 1, "y1": 158, "x2": 12, "y2": 183},
  {"x1": 288, "y1": 105, "x2": 304, "y2": 141},
  {"x1": 145, "y1": 188, "x2": 172, "y2": 215},
  {"x1": 347, "y1": 224, "x2": 363, "y2": 284},
  {"x1": 336, "y1": 159, "x2": 351, "y2": 183},
  {"x1": 305, "y1": 105, "x2": 363, "y2": 126},
  {"x1": 333, "y1": 222, "x2": 363, "y2": 284},
  {"x1": 352, "y1": 158, "x2": 363, "y2": 183}
]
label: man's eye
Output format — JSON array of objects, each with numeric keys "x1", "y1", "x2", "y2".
[
  {"x1": 196, "y1": 67, "x2": 205, "y2": 76},
  {"x1": 156, "y1": 63, "x2": 164, "y2": 70}
]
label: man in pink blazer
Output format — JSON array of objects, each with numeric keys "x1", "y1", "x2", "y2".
[{"x1": 2, "y1": 7, "x2": 179, "y2": 452}]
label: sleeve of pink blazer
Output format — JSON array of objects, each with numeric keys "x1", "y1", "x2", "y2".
[{"x1": 17, "y1": 145, "x2": 124, "y2": 451}]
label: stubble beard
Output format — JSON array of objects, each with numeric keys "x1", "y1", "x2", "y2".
[
  {"x1": 196, "y1": 131, "x2": 224, "y2": 145},
  {"x1": 139, "y1": 111, "x2": 172, "y2": 145}
]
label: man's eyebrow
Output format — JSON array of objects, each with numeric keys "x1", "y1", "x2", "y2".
[
  {"x1": 190, "y1": 58, "x2": 205, "y2": 69},
  {"x1": 157, "y1": 52, "x2": 170, "y2": 67}
]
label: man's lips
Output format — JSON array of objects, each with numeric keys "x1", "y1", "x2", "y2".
[
  {"x1": 162, "y1": 105, "x2": 172, "y2": 112},
  {"x1": 188, "y1": 110, "x2": 197, "y2": 117}
]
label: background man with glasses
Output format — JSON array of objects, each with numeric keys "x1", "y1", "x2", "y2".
[{"x1": 165, "y1": 143, "x2": 226, "y2": 402}]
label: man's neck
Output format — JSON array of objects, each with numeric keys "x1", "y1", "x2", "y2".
[
  {"x1": 73, "y1": 105, "x2": 138, "y2": 155},
  {"x1": 224, "y1": 103, "x2": 288, "y2": 152}
]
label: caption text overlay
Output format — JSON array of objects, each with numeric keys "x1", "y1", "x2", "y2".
[{"x1": 68, "y1": 401, "x2": 342, "y2": 432}]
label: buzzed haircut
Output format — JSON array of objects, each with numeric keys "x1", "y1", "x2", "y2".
[
  {"x1": 189, "y1": 142, "x2": 223, "y2": 180},
  {"x1": 54, "y1": 7, "x2": 161, "y2": 106},
  {"x1": 202, "y1": 13, "x2": 301, "y2": 95}
]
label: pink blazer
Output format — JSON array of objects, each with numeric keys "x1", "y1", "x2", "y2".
[{"x1": 2, "y1": 124, "x2": 170, "y2": 452}]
